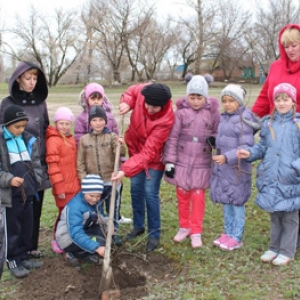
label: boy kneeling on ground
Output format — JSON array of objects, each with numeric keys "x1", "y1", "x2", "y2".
[{"x1": 56, "y1": 174, "x2": 108, "y2": 267}]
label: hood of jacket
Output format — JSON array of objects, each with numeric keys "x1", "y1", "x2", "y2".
[
  {"x1": 8, "y1": 61, "x2": 48, "y2": 105},
  {"x1": 46, "y1": 125, "x2": 75, "y2": 139},
  {"x1": 278, "y1": 24, "x2": 300, "y2": 74}
]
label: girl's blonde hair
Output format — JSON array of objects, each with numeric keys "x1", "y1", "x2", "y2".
[
  {"x1": 268, "y1": 93, "x2": 300, "y2": 139},
  {"x1": 280, "y1": 28, "x2": 300, "y2": 46}
]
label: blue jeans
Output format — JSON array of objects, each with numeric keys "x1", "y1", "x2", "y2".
[
  {"x1": 223, "y1": 204, "x2": 245, "y2": 242},
  {"x1": 130, "y1": 169, "x2": 163, "y2": 239}
]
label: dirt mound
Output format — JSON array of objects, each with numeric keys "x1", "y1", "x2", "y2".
[{"x1": 9, "y1": 248, "x2": 176, "y2": 300}]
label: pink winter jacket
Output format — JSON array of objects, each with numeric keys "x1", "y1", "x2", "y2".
[{"x1": 163, "y1": 96, "x2": 220, "y2": 190}]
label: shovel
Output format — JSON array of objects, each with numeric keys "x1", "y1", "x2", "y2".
[{"x1": 98, "y1": 139, "x2": 121, "y2": 298}]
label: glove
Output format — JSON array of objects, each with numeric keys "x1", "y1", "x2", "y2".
[
  {"x1": 165, "y1": 163, "x2": 175, "y2": 178},
  {"x1": 206, "y1": 136, "x2": 216, "y2": 147}
]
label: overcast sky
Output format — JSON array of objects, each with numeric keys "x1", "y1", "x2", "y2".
[{"x1": 0, "y1": 0, "x2": 187, "y2": 29}]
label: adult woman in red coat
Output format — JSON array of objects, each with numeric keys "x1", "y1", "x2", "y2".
[
  {"x1": 252, "y1": 24, "x2": 300, "y2": 116},
  {"x1": 112, "y1": 83, "x2": 174, "y2": 252},
  {"x1": 252, "y1": 24, "x2": 300, "y2": 244}
]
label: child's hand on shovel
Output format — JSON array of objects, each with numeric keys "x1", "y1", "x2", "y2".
[{"x1": 111, "y1": 170, "x2": 125, "y2": 186}]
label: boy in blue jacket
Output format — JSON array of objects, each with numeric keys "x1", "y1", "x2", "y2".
[
  {"x1": 56, "y1": 174, "x2": 107, "y2": 267},
  {"x1": 0, "y1": 105, "x2": 43, "y2": 278}
]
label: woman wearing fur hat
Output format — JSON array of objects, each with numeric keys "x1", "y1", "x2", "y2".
[
  {"x1": 46, "y1": 107, "x2": 81, "y2": 254},
  {"x1": 163, "y1": 75, "x2": 220, "y2": 248},
  {"x1": 210, "y1": 84, "x2": 261, "y2": 251},
  {"x1": 111, "y1": 82, "x2": 175, "y2": 253},
  {"x1": 0, "y1": 61, "x2": 50, "y2": 259}
]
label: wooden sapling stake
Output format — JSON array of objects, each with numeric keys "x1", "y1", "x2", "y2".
[{"x1": 98, "y1": 141, "x2": 121, "y2": 298}]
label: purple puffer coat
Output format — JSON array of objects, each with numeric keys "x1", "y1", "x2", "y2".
[
  {"x1": 210, "y1": 106, "x2": 260, "y2": 205},
  {"x1": 163, "y1": 96, "x2": 220, "y2": 190}
]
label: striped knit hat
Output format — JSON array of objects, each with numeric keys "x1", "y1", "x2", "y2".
[{"x1": 81, "y1": 174, "x2": 104, "y2": 194}]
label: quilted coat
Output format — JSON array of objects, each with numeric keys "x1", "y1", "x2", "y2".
[
  {"x1": 46, "y1": 125, "x2": 80, "y2": 197},
  {"x1": 163, "y1": 96, "x2": 220, "y2": 190},
  {"x1": 210, "y1": 106, "x2": 259, "y2": 205},
  {"x1": 246, "y1": 111, "x2": 300, "y2": 212},
  {"x1": 77, "y1": 128, "x2": 125, "y2": 182},
  {"x1": 120, "y1": 83, "x2": 174, "y2": 178}
]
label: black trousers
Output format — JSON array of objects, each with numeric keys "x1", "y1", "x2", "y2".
[
  {"x1": 64, "y1": 224, "x2": 106, "y2": 258},
  {"x1": 6, "y1": 196, "x2": 34, "y2": 266},
  {"x1": 0, "y1": 205, "x2": 6, "y2": 278},
  {"x1": 31, "y1": 190, "x2": 45, "y2": 251}
]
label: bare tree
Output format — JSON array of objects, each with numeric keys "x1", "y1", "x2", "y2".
[
  {"x1": 209, "y1": 0, "x2": 252, "y2": 80},
  {"x1": 2, "y1": 6, "x2": 84, "y2": 86},
  {"x1": 250, "y1": 0, "x2": 300, "y2": 74}
]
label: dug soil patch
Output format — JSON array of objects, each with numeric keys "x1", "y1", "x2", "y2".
[{"x1": 7, "y1": 248, "x2": 177, "y2": 300}]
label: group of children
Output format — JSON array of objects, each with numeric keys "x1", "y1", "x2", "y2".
[
  {"x1": 2, "y1": 75, "x2": 300, "y2": 278},
  {"x1": 163, "y1": 75, "x2": 300, "y2": 267}
]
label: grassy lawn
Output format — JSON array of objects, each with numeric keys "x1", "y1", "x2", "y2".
[{"x1": 1, "y1": 81, "x2": 300, "y2": 299}]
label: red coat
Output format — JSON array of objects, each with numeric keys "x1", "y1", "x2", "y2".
[
  {"x1": 120, "y1": 83, "x2": 175, "y2": 177},
  {"x1": 252, "y1": 24, "x2": 300, "y2": 117},
  {"x1": 46, "y1": 126, "x2": 80, "y2": 197}
]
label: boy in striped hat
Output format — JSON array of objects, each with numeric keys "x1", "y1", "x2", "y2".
[{"x1": 55, "y1": 174, "x2": 108, "y2": 267}]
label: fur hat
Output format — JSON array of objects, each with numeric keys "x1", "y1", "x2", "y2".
[
  {"x1": 84, "y1": 83, "x2": 105, "y2": 101},
  {"x1": 89, "y1": 106, "x2": 107, "y2": 124},
  {"x1": 81, "y1": 174, "x2": 104, "y2": 194},
  {"x1": 186, "y1": 75, "x2": 208, "y2": 98},
  {"x1": 273, "y1": 83, "x2": 297, "y2": 103},
  {"x1": 221, "y1": 84, "x2": 246, "y2": 106},
  {"x1": 141, "y1": 83, "x2": 172, "y2": 106},
  {"x1": 3, "y1": 105, "x2": 29, "y2": 126},
  {"x1": 54, "y1": 107, "x2": 74, "y2": 123}
]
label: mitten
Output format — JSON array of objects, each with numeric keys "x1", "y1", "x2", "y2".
[
  {"x1": 206, "y1": 136, "x2": 216, "y2": 147},
  {"x1": 165, "y1": 163, "x2": 175, "y2": 178}
]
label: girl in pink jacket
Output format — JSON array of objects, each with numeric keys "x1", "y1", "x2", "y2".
[{"x1": 163, "y1": 75, "x2": 220, "y2": 248}]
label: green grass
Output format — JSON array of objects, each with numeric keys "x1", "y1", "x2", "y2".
[{"x1": 1, "y1": 82, "x2": 300, "y2": 299}]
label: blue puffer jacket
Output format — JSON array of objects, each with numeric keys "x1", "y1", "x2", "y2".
[
  {"x1": 247, "y1": 111, "x2": 300, "y2": 212},
  {"x1": 56, "y1": 192, "x2": 106, "y2": 253},
  {"x1": 210, "y1": 106, "x2": 259, "y2": 205}
]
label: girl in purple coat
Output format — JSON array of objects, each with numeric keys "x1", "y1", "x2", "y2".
[
  {"x1": 163, "y1": 75, "x2": 220, "y2": 248},
  {"x1": 74, "y1": 82, "x2": 118, "y2": 145},
  {"x1": 210, "y1": 84, "x2": 261, "y2": 251}
]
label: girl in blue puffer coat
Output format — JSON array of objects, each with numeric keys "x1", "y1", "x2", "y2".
[
  {"x1": 210, "y1": 84, "x2": 261, "y2": 252},
  {"x1": 238, "y1": 83, "x2": 300, "y2": 266}
]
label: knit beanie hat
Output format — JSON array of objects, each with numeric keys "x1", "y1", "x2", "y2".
[
  {"x1": 273, "y1": 83, "x2": 297, "y2": 103},
  {"x1": 54, "y1": 107, "x2": 74, "y2": 123},
  {"x1": 89, "y1": 106, "x2": 107, "y2": 124},
  {"x1": 186, "y1": 75, "x2": 208, "y2": 98},
  {"x1": 3, "y1": 105, "x2": 29, "y2": 126},
  {"x1": 81, "y1": 174, "x2": 104, "y2": 194},
  {"x1": 221, "y1": 84, "x2": 246, "y2": 106},
  {"x1": 141, "y1": 83, "x2": 172, "y2": 107},
  {"x1": 84, "y1": 83, "x2": 105, "y2": 101}
]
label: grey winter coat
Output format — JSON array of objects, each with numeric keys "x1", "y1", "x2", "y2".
[
  {"x1": 246, "y1": 111, "x2": 300, "y2": 212},
  {"x1": 163, "y1": 97, "x2": 220, "y2": 190},
  {"x1": 0, "y1": 61, "x2": 50, "y2": 190},
  {"x1": 210, "y1": 106, "x2": 260, "y2": 205}
]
